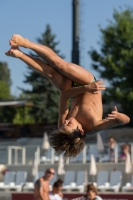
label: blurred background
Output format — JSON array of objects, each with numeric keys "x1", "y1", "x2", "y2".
[{"x1": 0, "y1": 0, "x2": 133, "y2": 200}]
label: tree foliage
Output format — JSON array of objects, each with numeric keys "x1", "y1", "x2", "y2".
[
  {"x1": 23, "y1": 24, "x2": 64, "y2": 124},
  {"x1": 13, "y1": 107, "x2": 35, "y2": 124},
  {"x1": 0, "y1": 62, "x2": 11, "y2": 85},
  {"x1": 0, "y1": 107, "x2": 16, "y2": 123},
  {"x1": 89, "y1": 7, "x2": 133, "y2": 125},
  {"x1": 0, "y1": 62, "x2": 15, "y2": 123},
  {"x1": 0, "y1": 62, "x2": 12, "y2": 100},
  {"x1": 0, "y1": 81, "x2": 11, "y2": 100}
]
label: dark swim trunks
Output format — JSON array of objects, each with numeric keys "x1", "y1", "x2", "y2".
[
  {"x1": 68, "y1": 76, "x2": 97, "y2": 108},
  {"x1": 72, "y1": 76, "x2": 96, "y2": 88}
]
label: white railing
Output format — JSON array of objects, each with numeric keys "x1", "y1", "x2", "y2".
[{"x1": 0, "y1": 143, "x2": 132, "y2": 165}]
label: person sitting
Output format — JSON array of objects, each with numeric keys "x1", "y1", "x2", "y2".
[
  {"x1": 71, "y1": 183, "x2": 103, "y2": 200},
  {"x1": 108, "y1": 137, "x2": 117, "y2": 162},
  {"x1": 49, "y1": 179, "x2": 63, "y2": 200},
  {"x1": 120, "y1": 143, "x2": 130, "y2": 161}
]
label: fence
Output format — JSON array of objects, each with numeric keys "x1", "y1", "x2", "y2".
[{"x1": 0, "y1": 142, "x2": 133, "y2": 165}]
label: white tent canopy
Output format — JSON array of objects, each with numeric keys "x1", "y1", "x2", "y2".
[
  {"x1": 97, "y1": 132, "x2": 104, "y2": 152},
  {"x1": 125, "y1": 152, "x2": 132, "y2": 174},
  {"x1": 58, "y1": 155, "x2": 65, "y2": 175},
  {"x1": 90, "y1": 154, "x2": 97, "y2": 176},
  {"x1": 42, "y1": 132, "x2": 50, "y2": 150}
]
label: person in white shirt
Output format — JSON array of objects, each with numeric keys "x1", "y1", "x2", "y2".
[
  {"x1": 49, "y1": 179, "x2": 63, "y2": 200},
  {"x1": 72, "y1": 183, "x2": 103, "y2": 200}
]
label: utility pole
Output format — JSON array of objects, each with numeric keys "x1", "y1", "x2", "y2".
[{"x1": 72, "y1": 0, "x2": 80, "y2": 65}]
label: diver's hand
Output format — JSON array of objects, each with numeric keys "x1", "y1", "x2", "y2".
[
  {"x1": 105, "y1": 106, "x2": 130, "y2": 124},
  {"x1": 85, "y1": 79, "x2": 106, "y2": 94},
  {"x1": 106, "y1": 106, "x2": 119, "y2": 120}
]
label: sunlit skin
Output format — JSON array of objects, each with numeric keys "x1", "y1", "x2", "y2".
[
  {"x1": 5, "y1": 34, "x2": 130, "y2": 140},
  {"x1": 59, "y1": 117, "x2": 84, "y2": 135},
  {"x1": 45, "y1": 169, "x2": 55, "y2": 181},
  {"x1": 53, "y1": 186, "x2": 62, "y2": 193},
  {"x1": 87, "y1": 191, "x2": 96, "y2": 200},
  {"x1": 34, "y1": 168, "x2": 55, "y2": 200}
]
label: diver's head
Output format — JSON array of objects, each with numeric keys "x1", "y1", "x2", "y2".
[
  {"x1": 59, "y1": 117, "x2": 84, "y2": 135},
  {"x1": 50, "y1": 118, "x2": 86, "y2": 157}
]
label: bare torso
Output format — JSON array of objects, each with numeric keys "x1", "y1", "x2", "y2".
[
  {"x1": 66, "y1": 91, "x2": 103, "y2": 134},
  {"x1": 34, "y1": 178, "x2": 50, "y2": 200}
]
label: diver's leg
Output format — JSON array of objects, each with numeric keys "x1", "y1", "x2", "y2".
[
  {"x1": 10, "y1": 34, "x2": 94, "y2": 84},
  {"x1": 5, "y1": 47, "x2": 72, "y2": 92}
]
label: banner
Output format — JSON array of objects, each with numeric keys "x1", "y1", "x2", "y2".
[{"x1": 12, "y1": 193, "x2": 133, "y2": 200}]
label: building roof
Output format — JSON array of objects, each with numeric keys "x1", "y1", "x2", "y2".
[{"x1": 0, "y1": 100, "x2": 33, "y2": 107}]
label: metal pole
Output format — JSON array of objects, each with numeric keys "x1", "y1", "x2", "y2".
[
  {"x1": 72, "y1": 0, "x2": 80, "y2": 64},
  {"x1": 51, "y1": 148, "x2": 54, "y2": 164},
  {"x1": 131, "y1": 143, "x2": 133, "y2": 163},
  {"x1": 83, "y1": 145, "x2": 86, "y2": 163},
  {"x1": 114, "y1": 144, "x2": 118, "y2": 163},
  {"x1": 8, "y1": 146, "x2": 12, "y2": 165},
  {"x1": 37, "y1": 146, "x2": 40, "y2": 165},
  {"x1": 22, "y1": 147, "x2": 26, "y2": 165},
  {"x1": 15, "y1": 148, "x2": 18, "y2": 165}
]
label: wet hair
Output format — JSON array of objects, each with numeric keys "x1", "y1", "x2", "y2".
[
  {"x1": 53, "y1": 179, "x2": 63, "y2": 188},
  {"x1": 49, "y1": 129, "x2": 86, "y2": 157},
  {"x1": 86, "y1": 183, "x2": 98, "y2": 195}
]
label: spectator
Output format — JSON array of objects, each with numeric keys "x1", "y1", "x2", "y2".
[
  {"x1": 49, "y1": 179, "x2": 63, "y2": 200},
  {"x1": 108, "y1": 137, "x2": 117, "y2": 161},
  {"x1": 34, "y1": 168, "x2": 55, "y2": 200},
  {"x1": 83, "y1": 184, "x2": 103, "y2": 200},
  {"x1": 120, "y1": 143, "x2": 130, "y2": 161},
  {"x1": 72, "y1": 183, "x2": 103, "y2": 200}
]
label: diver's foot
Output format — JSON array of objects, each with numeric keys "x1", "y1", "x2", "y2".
[
  {"x1": 9, "y1": 34, "x2": 29, "y2": 47},
  {"x1": 5, "y1": 47, "x2": 23, "y2": 58}
]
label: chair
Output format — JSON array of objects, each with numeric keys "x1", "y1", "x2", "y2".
[
  {"x1": 87, "y1": 145, "x2": 99, "y2": 161},
  {"x1": 40, "y1": 149, "x2": 51, "y2": 163},
  {"x1": 75, "y1": 171, "x2": 86, "y2": 192},
  {"x1": 95, "y1": 171, "x2": 109, "y2": 191},
  {"x1": 62, "y1": 171, "x2": 76, "y2": 191},
  {"x1": 9, "y1": 171, "x2": 27, "y2": 191},
  {"x1": 122, "y1": 175, "x2": 133, "y2": 192},
  {"x1": 34, "y1": 171, "x2": 44, "y2": 183},
  {"x1": 0, "y1": 171, "x2": 15, "y2": 190},
  {"x1": 23, "y1": 171, "x2": 44, "y2": 191},
  {"x1": 105, "y1": 171, "x2": 122, "y2": 192}
]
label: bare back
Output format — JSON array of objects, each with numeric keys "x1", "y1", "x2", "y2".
[{"x1": 67, "y1": 92, "x2": 103, "y2": 134}]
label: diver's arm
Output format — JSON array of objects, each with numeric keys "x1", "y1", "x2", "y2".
[
  {"x1": 61, "y1": 80, "x2": 106, "y2": 100},
  {"x1": 94, "y1": 106, "x2": 130, "y2": 131},
  {"x1": 58, "y1": 94, "x2": 69, "y2": 128}
]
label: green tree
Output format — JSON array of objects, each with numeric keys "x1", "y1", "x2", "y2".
[
  {"x1": 0, "y1": 62, "x2": 16, "y2": 123},
  {"x1": 13, "y1": 107, "x2": 35, "y2": 124},
  {"x1": 23, "y1": 24, "x2": 64, "y2": 124},
  {"x1": 0, "y1": 81, "x2": 11, "y2": 100},
  {"x1": 0, "y1": 62, "x2": 12, "y2": 100},
  {"x1": 0, "y1": 62, "x2": 11, "y2": 85},
  {"x1": 0, "y1": 107, "x2": 16, "y2": 123},
  {"x1": 89, "y1": 8, "x2": 133, "y2": 125}
]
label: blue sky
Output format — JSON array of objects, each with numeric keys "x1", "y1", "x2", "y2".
[{"x1": 1, "y1": 0, "x2": 133, "y2": 96}]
